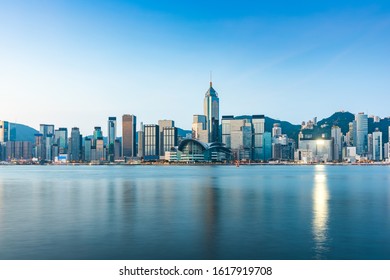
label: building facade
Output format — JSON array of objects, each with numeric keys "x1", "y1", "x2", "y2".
[{"x1": 122, "y1": 114, "x2": 137, "y2": 159}]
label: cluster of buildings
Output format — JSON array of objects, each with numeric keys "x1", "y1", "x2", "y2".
[
  {"x1": 1, "y1": 83, "x2": 390, "y2": 164},
  {"x1": 296, "y1": 113, "x2": 390, "y2": 163}
]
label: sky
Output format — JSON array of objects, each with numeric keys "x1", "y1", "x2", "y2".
[{"x1": 1, "y1": 0, "x2": 390, "y2": 135}]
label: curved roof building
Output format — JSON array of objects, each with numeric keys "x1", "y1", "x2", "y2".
[{"x1": 166, "y1": 139, "x2": 232, "y2": 162}]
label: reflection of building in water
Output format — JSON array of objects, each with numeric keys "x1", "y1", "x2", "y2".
[
  {"x1": 202, "y1": 176, "x2": 219, "y2": 259},
  {"x1": 312, "y1": 166, "x2": 330, "y2": 259}
]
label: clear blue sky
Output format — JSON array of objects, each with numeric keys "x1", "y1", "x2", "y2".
[{"x1": 1, "y1": 0, "x2": 389, "y2": 135}]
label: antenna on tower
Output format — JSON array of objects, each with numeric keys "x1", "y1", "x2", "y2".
[{"x1": 210, "y1": 70, "x2": 212, "y2": 87}]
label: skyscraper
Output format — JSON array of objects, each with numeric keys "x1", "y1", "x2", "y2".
[
  {"x1": 54, "y1": 128, "x2": 68, "y2": 154},
  {"x1": 70, "y1": 127, "x2": 81, "y2": 162},
  {"x1": 203, "y1": 81, "x2": 219, "y2": 143},
  {"x1": 353, "y1": 113, "x2": 368, "y2": 156},
  {"x1": 192, "y1": 115, "x2": 208, "y2": 143},
  {"x1": 252, "y1": 115, "x2": 265, "y2": 160},
  {"x1": 122, "y1": 114, "x2": 137, "y2": 159},
  {"x1": 107, "y1": 117, "x2": 117, "y2": 162},
  {"x1": 372, "y1": 129, "x2": 383, "y2": 161},
  {"x1": 331, "y1": 126, "x2": 342, "y2": 161},
  {"x1": 158, "y1": 120, "x2": 177, "y2": 157},
  {"x1": 93, "y1": 127, "x2": 103, "y2": 146},
  {"x1": 144, "y1": 124, "x2": 159, "y2": 160},
  {"x1": 108, "y1": 117, "x2": 117, "y2": 145}
]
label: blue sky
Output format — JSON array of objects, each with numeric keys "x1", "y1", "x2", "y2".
[{"x1": 1, "y1": 0, "x2": 389, "y2": 135}]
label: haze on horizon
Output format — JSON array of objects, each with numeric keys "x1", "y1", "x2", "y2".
[{"x1": 1, "y1": 0, "x2": 389, "y2": 135}]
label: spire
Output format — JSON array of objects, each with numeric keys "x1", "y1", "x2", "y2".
[{"x1": 210, "y1": 70, "x2": 212, "y2": 87}]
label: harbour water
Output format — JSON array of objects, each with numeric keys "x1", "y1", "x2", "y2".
[{"x1": 0, "y1": 165, "x2": 389, "y2": 260}]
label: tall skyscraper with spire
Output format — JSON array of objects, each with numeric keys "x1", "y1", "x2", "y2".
[{"x1": 204, "y1": 80, "x2": 220, "y2": 143}]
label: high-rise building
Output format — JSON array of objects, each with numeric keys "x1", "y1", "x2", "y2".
[
  {"x1": 0, "y1": 121, "x2": 9, "y2": 143},
  {"x1": 221, "y1": 116, "x2": 252, "y2": 160},
  {"x1": 331, "y1": 126, "x2": 342, "y2": 161},
  {"x1": 252, "y1": 115, "x2": 265, "y2": 160},
  {"x1": 96, "y1": 137, "x2": 105, "y2": 162},
  {"x1": 70, "y1": 127, "x2": 81, "y2": 162},
  {"x1": 158, "y1": 120, "x2": 178, "y2": 157},
  {"x1": 84, "y1": 137, "x2": 92, "y2": 162},
  {"x1": 107, "y1": 117, "x2": 117, "y2": 162},
  {"x1": 40, "y1": 124, "x2": 55, "y2": 138},
  {"x1": 93, "y1": 127, "x2": 103, "y2": 146},
  {"x1": 122, "y1": 114, "x2": 137, "y2": 158},
  {"x1": 372, "y1": 129, "x2": 383, "y2": 161},
  {"x1": 144, "y1": 124, "x2": 159, "y2": 160},
  {"x1": 192, "y1": 115, "x2": 208, "y2": 143},
  {"x1": 353, "y1": 113, "x2": 368, "y2": 156},
  {"x1": 54, "y1": 128, "x2": 68, "y2": 154},
  {"x1": 203, "y1": 81, "x2": 219, "y2": 142},
  {"x1": 108, "y1": 117, "x2": 117, "y2": 144},
  {"x1": 6, "y1": 141, "x2": 32, "y2": 160},
  {"x1": 34, "y1": 133, "x2": 44, "y2": 160},
  {"x1": 272, "y1": 123, "x2": 282, "y2": 137}
]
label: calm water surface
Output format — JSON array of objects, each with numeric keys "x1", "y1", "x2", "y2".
[{"x1": 0, "y1": 165, "x2": 389, "y2": 260}]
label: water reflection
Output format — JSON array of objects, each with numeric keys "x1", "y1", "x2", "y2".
[{"x1": 312, "y1": 165, "x2": 330, "y2": 259}]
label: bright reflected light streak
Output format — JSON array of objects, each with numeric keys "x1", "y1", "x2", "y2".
[{"x1": 312, "y1": 165, "x2": 330, "y2": 259}]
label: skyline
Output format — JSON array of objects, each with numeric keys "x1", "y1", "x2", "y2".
[{"x1": 1, "y1": 1, "x2": 390, "y2": 135}]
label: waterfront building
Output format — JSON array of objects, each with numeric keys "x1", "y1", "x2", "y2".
[
  {"x1": 384, "y1": 143, "x2": 389, "y2": 160},
  {"x1": 122, "y1": 114, "x2": 137, "y2": 159},
  {"x1": 298, "y1": 139, "x2": 333, "y2": 162},
  {"x1": 372, "y1": 129, "x2": 383, "y2": 161},
  {"x1": 221, "y1": 116, "x2": 252, "y2": 160},
  {"x1": 144, "y1": 124, "x2": 159, "y2": 160},
  {"x1": 107, "y1": 117, "x2": 117, "y2": 162},
  {"x1": 158, "y1": 120, "x2": 177, "y2": 158},
  {"x1": 0, "y1": 143, "x2": 5, "y2": 161},
  {"x1": 107, "y1": 117, "x2": 117, "y2": 145},
  {"x1": 69, "y1": 127, "x2": 82, "y2": 162},
  {"x1": 34, "y1": 133, "x2": 45, "y2": 160},
  {"x1": 367, "y1": 134, "x2": 373, "y2": 160},
  {"x1": 93, "y1": 127, "x2": 103, "y2": 146},
  {"x1": 54, "y1": 128, "x2": 68, "y2": 154},
  {"x1": 165, "y1": 139, "x2": 231, "y2": 162},
  {"x1": 192, "y1": 115, "x2": 208, "y2": 143},
  {"x1": 272, "y1": 134, "x2": 295, "y2": 161},
  {"x1": 137, "y1": 126, "x2": 144, "y2": 159},
  {"x1": 272, "y1": 123, "x2": 282, "y2": 137},
  {"x1": 252, "y1": 115, "x2": 265, "y2": 161},
  {"x1": 353, "y1": 112, "x2": 368, "y2": 156},
  {"x1": 51, "y1": 144, "x2": 59, "y2": 161},
  {"x1": 39, "y1": 124, "x2": 54, "y2": 138},
  {"x1": 343, "y1": 146, "x2": 357, "y2": 162},
  {"x1": 203, "y1": 81, "x2": 219, "y2": 142},
  {"x1": 96, "y1": 137, "x2": 105, "y2": 162},
  {"x1": 114, "y1": 139, "x2": 121, "y2": 160},
  {"x1": 263, "y1": 132, "x2": 272, "y2": 161},
  {"x1": 5, "y1": 141, "x2": 32, "y2": 160},
  {"x1": 84, "y1": 137, "x2": 92, "y2": 162},
  {"x1": 45, "y1": 134, "x2": 54, "y2": 161},
  {"x1": 0, "y1": 121, "x2": 9, "y2": 143},
  {"x1": 331, "y1": 126, "x2": 342, "y2": 161}
]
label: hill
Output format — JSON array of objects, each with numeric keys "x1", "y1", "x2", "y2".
[{"x1": 317, "y1": 111, "x2": 355, "y2": 134}]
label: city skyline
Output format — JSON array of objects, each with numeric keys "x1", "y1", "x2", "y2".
[{"x1": 1, "y1": 1, "x2": 390, "y2": 134}]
